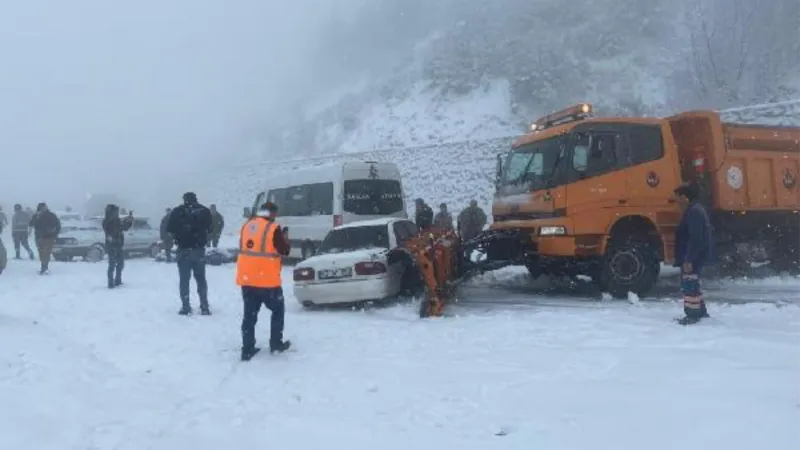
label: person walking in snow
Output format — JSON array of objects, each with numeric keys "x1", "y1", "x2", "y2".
[
  {"x1": 160, "y1": 208, "x2": 174, "y2": 262},
  {"x1": 433, "y1": 202, "x2": 454, "y2": 230},
  {"x1": 11, "y1": 204, "x2": 35, "y2": 260},
  {"x1": 208, "y1": 204, "x2": 225, "y2": 248},
  {"x1": 236, "y1": 202, "x2": 292, "y2": 361},
  {"x1": 29, "y1": 202, "x2": 61, "y2": 274},
  {"x1": 167, "y1": 192, "x2": 213, "y2": 315},
  {"x1": 673, "y1": 182, "x2": 714, "y2": 325},
  {"x1": 0, "y1": 205, "x2": 7, "y2": 231},
  {"x1": 414, "y1": 198, "x2": 434, "y2": 230},
  {"x1": 102, "y1": 204, "x2": 133, "y2": 288}
]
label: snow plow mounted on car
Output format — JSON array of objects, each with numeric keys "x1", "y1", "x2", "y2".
[{"x1": 404, "y1": 103, "x2": 800, "y2": 318}]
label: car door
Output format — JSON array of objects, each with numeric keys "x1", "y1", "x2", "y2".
[{"x1": 564, "y1": 123, "x2": 630, "y2": 234}]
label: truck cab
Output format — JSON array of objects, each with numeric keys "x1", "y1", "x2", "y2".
[{"x1": 490, "y1": 103, "x2": 799, "y2": 297}]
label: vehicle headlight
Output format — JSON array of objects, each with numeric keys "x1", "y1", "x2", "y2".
[{"x1": 539, "y1": 226, "x2": 566, "y2": 236}]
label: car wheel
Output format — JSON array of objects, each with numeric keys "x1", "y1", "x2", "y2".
[
  {"x1": 149, "y1": 244, "x2": 160, "y2": 259},
  {"x1": 84, "y1": 244, "x2": 105, "y2": 263}
]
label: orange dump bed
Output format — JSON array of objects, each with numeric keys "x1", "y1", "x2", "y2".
[{"x1": 668, "y1": 111, "x2": 800, "y2": 212}]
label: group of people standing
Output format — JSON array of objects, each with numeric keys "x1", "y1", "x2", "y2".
[
  {"x1": 0, "y1": 203, "x2": 62, "y2": 274},
  {"x1": 412, "y1": 198, "x2": 488, "y2": 242}
]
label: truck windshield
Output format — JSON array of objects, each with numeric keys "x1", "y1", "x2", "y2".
[{"x1": 500, "y1": 136, "x2": 565, "y2": 191}]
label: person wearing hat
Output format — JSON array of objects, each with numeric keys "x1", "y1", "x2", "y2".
[
  {"x1": 414, "y1": 198, "x2": 433, "y2": 230},
  {"x1": 236, "y1": 201, "x2": 292, "y2": 361},
  {"x1": 673, "y1": 182, "x2": 714, "y2": 325},
  {"x1": 167, "y1": 192, "x2": 213, "y2": 315}
]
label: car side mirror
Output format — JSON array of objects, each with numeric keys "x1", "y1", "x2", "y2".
[{"x1": 242, "y1": 207, "x2": 251, "y2": 218}]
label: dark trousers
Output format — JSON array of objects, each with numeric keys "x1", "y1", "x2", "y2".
[
  {"x1": 35, "y1": 236, "x2": 55, "y2": 271},
  {"x1": 107, "y1": 245, "x2": 124, "y2": 285},
  {"x1": 241, "y1": 286, "x2": 285, "y2": 351},
  {"x1": 207, "y1": 234, "x2": 221, "y2": 248},
  {"x1": 681, "y1": 272, "x2": 709, "y2": 319},
  {"x1": 162, "y1": 239, "x2": 173, "y2": 262},
  {"x1": 12, "y1": 231, "x2": 34, "y2": 258},
  {"x1": 177, "y1": 248, "x2": 208, "y2": 309}
]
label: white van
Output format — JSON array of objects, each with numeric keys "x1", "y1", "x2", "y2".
[{"x1": 245, "y1": 161, "x2": 408, "y2": 260}]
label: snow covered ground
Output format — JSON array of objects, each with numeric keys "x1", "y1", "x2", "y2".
[{"x1": 1, "y1": 256, "x2": 799, "y2": 450}]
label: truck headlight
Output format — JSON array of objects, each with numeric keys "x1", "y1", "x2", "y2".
[{"x1": 539, "y1": 226, "x2": 566, "y2": 236}]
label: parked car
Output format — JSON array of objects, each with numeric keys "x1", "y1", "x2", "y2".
[
  {"x1": 53, "y1": 216, "x2": 160, "y2": 262},
  {"x1": 292, "y1": 217, "x2": 421, "y2": 307},
  {"x1": 53, "y1": 210, "x2": 84, "y2": 223}
]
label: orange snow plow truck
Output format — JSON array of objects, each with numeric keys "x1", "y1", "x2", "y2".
[{"x1": 408, "y1": 103, "x2": 800, "y2": 318}]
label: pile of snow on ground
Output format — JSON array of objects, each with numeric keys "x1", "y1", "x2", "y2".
[{"x1": 2, "y1": 258, "x2": 799, "y2": 449}]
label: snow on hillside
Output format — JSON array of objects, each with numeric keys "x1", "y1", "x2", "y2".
[
  {"x1": 315, "y1": 80, "x2": 520, "y2": 152},
  {"x1": 2, "y1": 258, "x2": 799, "y2": 449}
]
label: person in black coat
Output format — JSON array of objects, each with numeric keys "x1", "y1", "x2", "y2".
[
  {"x1": 103, "y1": 204, "x2": 133, "y2": 288},
  {"x1": 167, "y1": 192, "x2": 213, "y2": 315},
  {"x1": 673, "y1": 182, "x2": 714, "y2": 325},
  {"x1": 29, "y1": 202, "x2": 61, "y2": 274},
  {"x1": 414, "y1": 198, "x2": 434, "y2": 230}
]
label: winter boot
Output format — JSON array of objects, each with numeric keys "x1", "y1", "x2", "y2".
[
  {"x1": 241, "y1": 347, "x2": 261, "y2": 361},
  {"x1": 108, "y1": 279, "x2": 115, "y2": 289},
  {"x1": 114, "y1": 277, "x2": 122, "y2": 287},
  {"x1": 178, "y1": 305, "x2": 192, "y2": 315},
  {"x1": 200, "y1": 307, "x2": 212, "y2": 316},
  {"x1": 269, "y1": 340, "x2": 291, "y2": 354}
]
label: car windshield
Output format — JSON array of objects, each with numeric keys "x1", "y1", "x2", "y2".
[
  {"x1": 316, "y1": 225, "x2": 390, "y2": 255},
  {"x1": 500, "y1": 135, "x2": 566, "y2": 191}
]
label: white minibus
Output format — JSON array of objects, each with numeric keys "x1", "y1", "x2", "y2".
[{"x1": 245, "y1": 160, "x2": 408, "y2": 260}]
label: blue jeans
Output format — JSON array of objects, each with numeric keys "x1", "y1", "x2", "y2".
[
  {"x1": 177, "y1": 248, "x2": 208, "y2": 309},
  {"x1": 241, "y1": 286, "x2": 285, "y2": 351},
  {"x1": 107, "y1": 245, "x2": 124, "y2": 284}
]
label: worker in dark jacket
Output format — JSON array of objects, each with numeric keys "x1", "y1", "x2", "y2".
[
  {"x1": 673, "y1": 183, "x2": 714, "y2": 325},
  {"x1": 167, "y1": 192, "x2": 213, "y2": 315},
  {"x1": 11, "y1": 204, "x2": 35, "y2": 260},
  {"x1": 102, "y1": 204, "x2": 133, "y2": 288},
  {"x1": 433, "y1": 203, "x2": 454, "y2": 230},
  {"x1": 160, "y1": 208, "x2": 174, "y2": 262},
  {"x1": 414, "y1": 198, "x2": 434, "y2": 230},
  {"x1": 29, "y1": 203, "x2": 61, "y2": 274},
  {"x1": 209, "y1": 204, "x2": 225, "y2": 248},
  {"x1": 236, "y1": 202, "x2": 292, "y2": 360}
]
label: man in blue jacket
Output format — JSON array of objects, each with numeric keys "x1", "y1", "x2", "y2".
[{"x1": 673, "y1": 182, "x2": 714, "y2": 325}]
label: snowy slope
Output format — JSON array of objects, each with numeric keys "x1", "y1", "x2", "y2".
[{"x1": 1, "y1": 258, "x2": 799, "y2": 449}]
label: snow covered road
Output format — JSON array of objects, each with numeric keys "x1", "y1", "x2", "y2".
[{"x1": 1, "y1": 259, "x2": 798, "y2": 450}]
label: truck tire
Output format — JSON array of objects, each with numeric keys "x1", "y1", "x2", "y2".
[{"x1": 600, "y1": 239, "x2": 660, "y2": 299}]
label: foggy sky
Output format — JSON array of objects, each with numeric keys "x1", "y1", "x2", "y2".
[{"x1": 0, "y1": 0, "x2": 365, "y2": 214}]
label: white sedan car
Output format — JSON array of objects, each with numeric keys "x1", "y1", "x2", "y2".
[{"x1": 293, "y1": 217, "x2": 421, "y2": 307}]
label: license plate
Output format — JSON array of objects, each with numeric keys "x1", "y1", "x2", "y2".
[{"x1": 318, "y1": 267, "x2": 352, "y2": 280}]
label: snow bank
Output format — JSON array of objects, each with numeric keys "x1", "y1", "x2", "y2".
[{"x1": 1, "y1": 259, "x2": 799, "y2": 449}]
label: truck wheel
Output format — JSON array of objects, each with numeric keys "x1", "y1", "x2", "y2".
[{"x1": 600, "y1": 240, "x2": 660, "y2": 299}]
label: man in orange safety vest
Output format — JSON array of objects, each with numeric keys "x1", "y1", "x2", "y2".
[{"x1": 236, "y1": 202, "x2": 292, "y2": 361}]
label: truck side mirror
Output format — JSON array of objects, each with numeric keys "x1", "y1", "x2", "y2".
[
  {"x1": 242, "y1": 207, "x2": 251, "y2": 218},
  {"x1": 495, "y1": 154, "x2": 504, "y2": 188}
]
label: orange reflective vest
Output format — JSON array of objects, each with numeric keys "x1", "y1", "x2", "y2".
[{"x1": 236, "y1": 218, "x2": 282, "y2": 288}]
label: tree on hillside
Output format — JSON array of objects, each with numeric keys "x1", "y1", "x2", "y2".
[{"x1": 677, "y1": 0, "x2": 800, "y2": 109}]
